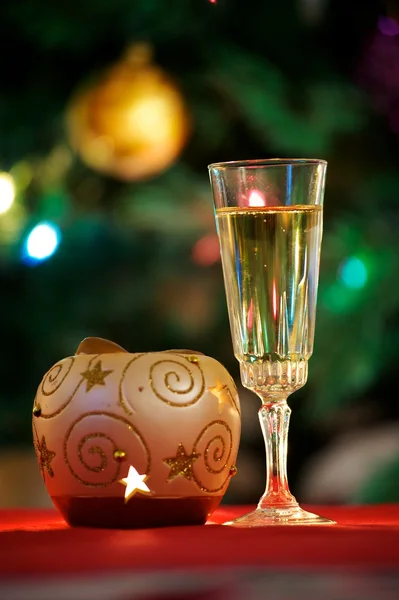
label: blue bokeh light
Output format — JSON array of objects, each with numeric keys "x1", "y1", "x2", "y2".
[{"x1": 22, "y1": 221, "x2": 61, "y2": 265}]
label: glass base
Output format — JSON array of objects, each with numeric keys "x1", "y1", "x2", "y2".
[{"x1": 223, "y1": 506, "x2": 336, "y2": 527}]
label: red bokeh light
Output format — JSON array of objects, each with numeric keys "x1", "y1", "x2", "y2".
[{"x1": 192, "y1": 233, "x2": 220, "y2": 267}]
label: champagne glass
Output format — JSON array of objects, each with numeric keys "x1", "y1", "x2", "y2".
[{"x1": 209, "y1": 158, "x2": 333, "y2": 526}]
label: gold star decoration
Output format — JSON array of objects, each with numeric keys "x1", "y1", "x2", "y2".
[
  {"x1": 36, "y1": 436, "x2": 56, "y2": 478},
  {"x1": 80, "y1": 360, "x2": 113, "y2": 392},
  {"x1": 119, "y1": 465, "x2": 151, "y2": 502},
  {"x1": 164, "y1": 443, "x2": 199, "y2": 481},
  {"x1": 208, "y1": 380, "x2": 236, "y2": 414}
]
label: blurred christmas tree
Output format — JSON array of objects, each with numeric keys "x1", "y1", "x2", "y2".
[{"x1": 1, "y1": 0, "x2": 399, "y2": 503}]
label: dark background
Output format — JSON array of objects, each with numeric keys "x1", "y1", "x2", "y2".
[{"x1": 1, "y1": 0, "x2": 399, "y2": 506}]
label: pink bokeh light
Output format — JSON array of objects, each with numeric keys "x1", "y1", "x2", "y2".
[
  {"x1": 377, "y1": 16, "x2": 399, "y2": 37},
  {"x1": 247, "y1": 298, "x2": 254, "y2": 331},
  {"x1": 358, "y1": 25, "x2": 399, "y2": 133},
  {"x1": 272, "y1": 280, "x2": 278, "y2": 320},
  {"x1": 192, "y1": 233, "x2": 220, "y2": 267}
]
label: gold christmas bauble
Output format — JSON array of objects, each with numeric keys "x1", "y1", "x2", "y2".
[
  {"x1": 66, "y1": 44, "x2": 190, "y2": 181},
  {"x1": 32, "y1": 341, "x2": 241, "y2": 528}
]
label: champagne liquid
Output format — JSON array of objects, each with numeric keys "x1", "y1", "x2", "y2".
[{"x1": 216, "y1": 206, "x2": 323, "y2": 364}]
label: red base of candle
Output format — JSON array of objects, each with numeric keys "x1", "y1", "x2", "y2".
[{"x1": 52, "y1": 495, "x2": 223, "y2": 529}]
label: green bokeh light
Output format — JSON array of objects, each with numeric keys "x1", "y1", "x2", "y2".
[{"x1": 339, "y1": 256, "x2": 368, "y2": 289}]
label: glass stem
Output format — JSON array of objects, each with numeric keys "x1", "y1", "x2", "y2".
[{"x1": 257, "y1": 397, "x2": 298, "y2": 510}]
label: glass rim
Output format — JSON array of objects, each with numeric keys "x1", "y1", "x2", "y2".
[{"x1": 208, "y1": 158, "x2": 327, "y2": 170}]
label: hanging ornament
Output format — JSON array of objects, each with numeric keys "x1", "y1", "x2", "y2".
[{"x1": 66, "y1": 44, "x2": 190, "y2": 181}]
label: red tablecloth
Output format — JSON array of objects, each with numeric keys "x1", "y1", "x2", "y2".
[{"x1": 1, "y1": 504, "x2": 399, "y2": 578}]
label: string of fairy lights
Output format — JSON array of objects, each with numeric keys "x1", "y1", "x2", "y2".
[
  {"x1": 0, "y1": 171, "x2": 61, "y2": 264},
  {"x1": 0, "y1": 165, "x2": 369, "y2": 293}
]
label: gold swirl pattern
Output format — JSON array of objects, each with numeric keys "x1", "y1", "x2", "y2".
[
  {"x1": 32, "y1": 420, "x2": 43, "y2": 480},
  {"x1": 118, "y1": 353, "x2": 147, "y2": 415},
  {"x1": 64, "y1": 411, "x2": 151, "y2": 487},
  {"x1": 41, "y1": 357, "x2": 75, "y2": 396},
  {"x1": 78, "y1": 433, "x2": 111, "y2": 473},
  {"x1": 191, "y1": 420, "x2": 234, "y2": 493},
  {"x1": 32, "y1": 419, "x2": 38, "y2": 446},
  {"x1": 39, "y1": 355, "x2": 99, "y2": 420},
  {"x1": 204, "y1": 435, "x2": 226, "y2": 474},
  {"x1": 149, "y1": 358, "x2": 205, "y2": 407},
  {"x1": 224, "y1": 384, "x2": 241, "y2": 416}
]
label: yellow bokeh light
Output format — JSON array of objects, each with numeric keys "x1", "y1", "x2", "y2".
[{"x1": 0, "y1": 172, "x2": 16, "y2": 214}]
